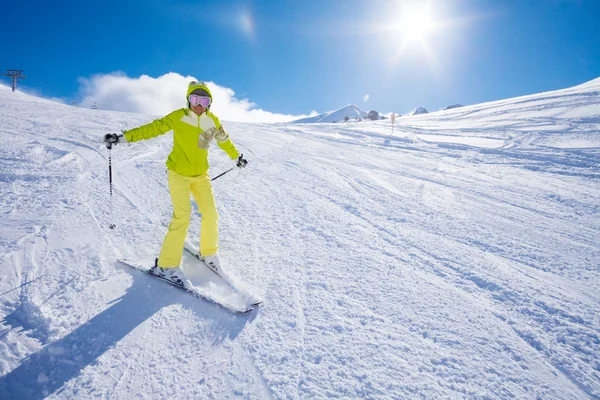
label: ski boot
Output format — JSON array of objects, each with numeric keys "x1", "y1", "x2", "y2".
[{"x1": 151, "y1": 258, "x2": 189, "y2": 288}]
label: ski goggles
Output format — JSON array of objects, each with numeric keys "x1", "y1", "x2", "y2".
[{"x1": 189, "y1": 94, "x2": 211, "y2": 108}]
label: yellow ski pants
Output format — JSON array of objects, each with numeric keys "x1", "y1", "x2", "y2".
[{"x1": 158, "y1": 169, "x2": 219, "y2": 267}]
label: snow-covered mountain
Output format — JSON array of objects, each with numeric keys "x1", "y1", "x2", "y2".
[
  {"x1": 412, "y1": 106, "x2": 429, "y2": 115},
  {"x1": 1, "y1": 78, "x2": 600, "y2": 399},
  {"x1": 292, "y1": 104, "x2": 368, "y2": 123}
]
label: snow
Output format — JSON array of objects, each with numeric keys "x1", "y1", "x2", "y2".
[
  {"x1": 0, "y1": 77, "x2": 599, "y2": 399},
  {"x1": 444, "y1": 104, "x2": 464, "y2": 110},
  {"x1": 412, "y1": 106, "x2": 429, "y2": 115},
  {"x1": 292, "y1": 104, "x2": 368, "y2": 123}
]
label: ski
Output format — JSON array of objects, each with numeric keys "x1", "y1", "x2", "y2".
[
  {"x1": 118, "y1": 259, "x2": 255, "y2": 314},
  {"x1": 183, "y1": 246, "x2": 263, "y2": 307}
]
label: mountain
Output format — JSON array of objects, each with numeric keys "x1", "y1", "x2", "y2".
[
  {"x1": 444, "y1": 104, "x2": 463, "y2": 110},
  {"x1": 412, "y1": 106, "x2": 429, "y2": 115},
  {"x1": 0, "y1": 78, "x2": 599, "y2": 399},
  {"x1": 292, "y1": 104, "x2": 368, "y2": 123}
]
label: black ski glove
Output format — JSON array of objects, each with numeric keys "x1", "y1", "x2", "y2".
[
  {"x1": 236, "y1": 154, "x2": 248, "y2": 169},
  {"x1": 104, "y1": 133, "x2": 124, "y2": 149}
]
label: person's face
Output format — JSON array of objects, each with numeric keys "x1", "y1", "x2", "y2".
[{"x1": 190, "y1": 104, "x2": 207, "y2": 114}]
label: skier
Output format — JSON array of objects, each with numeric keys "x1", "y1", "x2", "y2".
[{"x1": 103, "y1": 81, "x2": 248, "y2": 287}]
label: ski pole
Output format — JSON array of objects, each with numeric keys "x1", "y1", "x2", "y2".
[
  {"x1": 211, "y1": 154, "x2": 247, "y2": 181},
  {"x1": 107, "y1": 144, "x2": 116, "y2": 229},
  {"x1": 211, "y1": 168, "x2": 234, "y2": 182}
]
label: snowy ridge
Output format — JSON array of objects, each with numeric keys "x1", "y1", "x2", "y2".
[
  {"x1": 292, "y1": 104, "x2": 368, "y2": 123},
  {"x1": 0, "y1": 78, "x2": 599, "y2": 398},
  {"x1": 444, "y1": 104, "x2": 463, "y2": 110}
]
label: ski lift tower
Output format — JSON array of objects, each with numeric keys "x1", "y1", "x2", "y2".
[{"x1": 2, "y1": 70, "x2": 26, "y2": 92}]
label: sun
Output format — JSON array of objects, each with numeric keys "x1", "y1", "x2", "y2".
[
  {"x1": 378, "y1": 1, "x2": 447, "y2": 71},
  {"x1": 398, "y1": 4, "x2": 437, "y2": 43},
  {"x1": 361, "y1": 1, "x2": 467, "y2": 74},
  {"x1": 389, "y1": 2, "x2": 439, "y2": 46}
]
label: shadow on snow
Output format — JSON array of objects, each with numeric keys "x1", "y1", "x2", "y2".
[{"x1": 0, "y1": 266, "x2": 255, "y2": 399}]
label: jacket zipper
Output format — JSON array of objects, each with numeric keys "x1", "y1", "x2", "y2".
[{"x1": 196, "y1": 113, "x2": 201, "y2": 174}]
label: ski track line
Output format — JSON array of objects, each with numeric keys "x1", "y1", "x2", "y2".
[
  {"x1": 22, "y1": 227, "x2": 46, "y2": 299},
  {"x1": 294, "y1": 271, "x2": 308, "y2": 399},
  {"x1": 385, "y1": 161, "x2": 562, "y2": 223},
  {"x1": 510, "y1": 326, "x2": 599, "y2": 400},
  {"x1": 225, "y1": 124, "x2": 301, "y2": 167},
  {"x1": 116, "y1": 146, "x2": 161, "y2": 164},
  {"x1": 304, "y1": 123, "x2": 439, "y2": 155},
  {"x1": 9, "y1": 227, "x2": 39, "y2": 286},
  {"x1": 111, "y1": 184, "x2": 161, "y2": 227},
  {"x1": 0, "y1": 226, "x2": 52, "y2": 374},
  {"x1": 233, "y1": 340, "x2": 275, "y2": 400},
  {"x1": 325, "y1": 122, "x2": 600, "y2": 184},
  {"x1": 336, "y1": 149, "x2": 599, "y2": 271},
  {"x1": 111, "y1": 320, "x2": 151, "y2": 396},
  {"x1": 106, "y1": 146, "x2": 174, "y2": 236},
  {"x1": 12, "y1": 225, "x2": 47, "y2": 302},
  {"x1": 500, "y1": 258, "x2": 600, "y2": 305},
  {"x1": 83, "y1": 197, "x2": 125, "y2": 262},
  {"x1": 47, "y1": 137, "x2": 103, "y2": 156},
  {"x1": 409, "y1": 240, "x2": 600, "y2": 396}
]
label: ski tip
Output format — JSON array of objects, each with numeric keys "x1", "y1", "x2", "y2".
[{"x1": 241, "y1": 300, "x2": 264, "y2": 313}]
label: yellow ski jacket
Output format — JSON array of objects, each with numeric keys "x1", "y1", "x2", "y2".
[{"x1": 123, "y1": 82, "x2": 240, "y2": 177}]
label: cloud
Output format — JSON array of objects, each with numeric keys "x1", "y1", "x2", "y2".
[
  {"x1": 363, "y1": 94, "x2": 370, "y2": 102},
  {"x1": 76, "y1": 72, "x2": 314, "y2": 123}
]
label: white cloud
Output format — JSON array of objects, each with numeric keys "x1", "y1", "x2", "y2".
[
  {"x1": 77, "y1": 72, "x2": 313, "y2": 123},
  {"x1": 363, "y1": 94, "x2": 370, "y2": 102}
]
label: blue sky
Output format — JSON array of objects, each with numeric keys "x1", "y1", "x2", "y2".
[{"x1": 2, "y1": 0, "x2": 599, "y2": 120}]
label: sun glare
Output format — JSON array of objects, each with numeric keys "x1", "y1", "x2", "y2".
[
  {"x1": 399, "y1": 4, "x2": 436, "y2": 43},
  {"x1": 238, "y1": 10, "x2": 254, "y2": 38},
  {"x1": 379, "y1": 1, "x2": 449, "y2": 73}
]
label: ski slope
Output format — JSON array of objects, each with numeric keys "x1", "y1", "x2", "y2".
[{"x1": 0, "y1": 78, "x2": 599, "y2": 399}]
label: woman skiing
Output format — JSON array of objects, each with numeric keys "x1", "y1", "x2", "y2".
[{"x1": 103, "y1": 81, "x2": 247, "y2": 287}]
